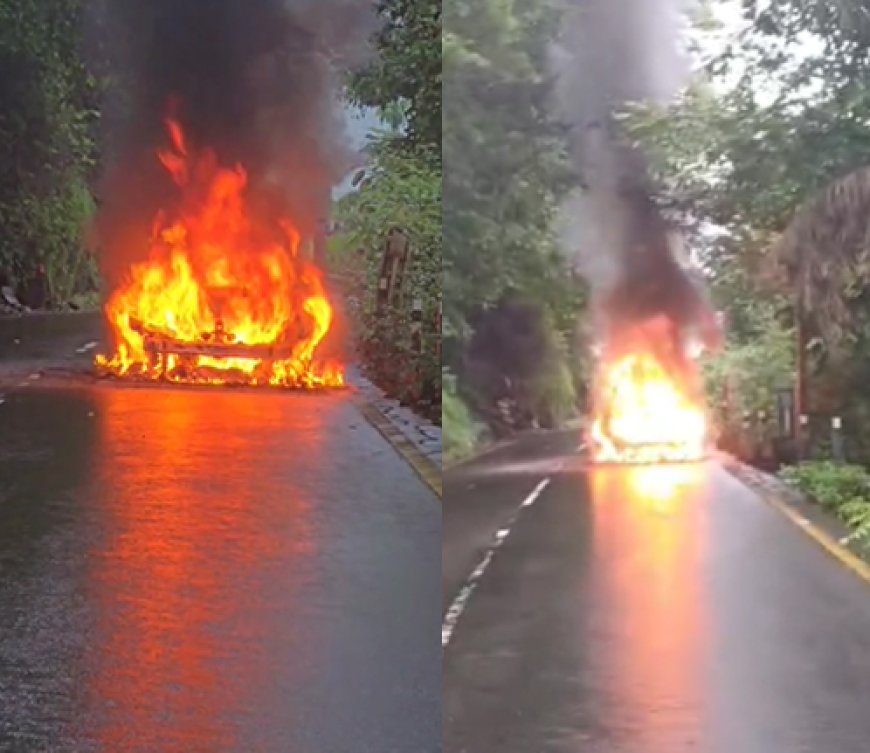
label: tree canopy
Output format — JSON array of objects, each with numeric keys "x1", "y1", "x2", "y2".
[
  {"x1": 0, "y1": 0, "x2": 100, "y2": 302},
  {"x1": 349, "y1": 0, "x2": 441, "y2": 154}
]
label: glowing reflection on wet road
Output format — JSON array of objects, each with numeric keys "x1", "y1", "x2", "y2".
[
  {"x1": 588, "y1": 464, "x2": 710, "y2": 749},
  {"x1": 445, "y1": 441, "x2": 870, "y2": 753},
  {"x1": 85, "y1": 388, "x2": 317, "y2": 751},
  {"x1": 0, "y1": 385, "x2": 439, "y2": 752}
]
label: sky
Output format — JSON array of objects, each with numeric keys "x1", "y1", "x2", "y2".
[
  {"x1": 690, "y1": 0, "x2": 822, "y2": 100},
  {"x1": 332, "y1": 105, "x2": 382, "y2": 200}
]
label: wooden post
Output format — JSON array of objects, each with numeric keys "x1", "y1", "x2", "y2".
[
  {"x1": 377, "y1": 228, "x2": 411, "y2": 309},
  {"x1": 372, "y1": 227, "x2": 416, "y2": 398}
]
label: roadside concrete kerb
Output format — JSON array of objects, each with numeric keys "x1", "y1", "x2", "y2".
[{"x1": 346, "y1": 365, "x2": 441, "y2": 496}]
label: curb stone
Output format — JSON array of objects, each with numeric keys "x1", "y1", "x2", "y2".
[{"x1": 346, "y1": 365, "x2": 441, "y2": 498}]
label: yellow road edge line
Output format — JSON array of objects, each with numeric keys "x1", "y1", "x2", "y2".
[
  {"x1": 354, "y1": 399, "x2": 442, "y2": 499},
  {"x1": 762, "y1": 490, "x2": 870, "y2": 586}
]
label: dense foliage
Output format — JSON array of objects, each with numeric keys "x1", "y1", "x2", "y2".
[
  {"x1": 443, "y1": 377, "x2": 480, "y2": 463},
  {"x1": 337, "y1": 1, "x2": 442, "y2": 418},
  {"x1": 0, "y1": 0, "x2": 100, "y2": 304},
  {"x1": 333, "y1": 146, "x2": 441, "y2": 416},
  {"x1": 703, "y1": 306, "x2": 794, "y2": 445},
  {"x1": 442, "y1": 0, "x2": 586, "y2": 452},
  {"x1": 349, "y1": 0, "x2": 441, "y2": 154}
]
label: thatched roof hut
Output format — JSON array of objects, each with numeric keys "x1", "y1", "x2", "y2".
[{"x1": 771, "y1": 165, "x2": 870, "y2": 339}]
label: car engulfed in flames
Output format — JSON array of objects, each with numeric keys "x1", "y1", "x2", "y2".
[
  {"x1": 95, "y1": 116, "x2": 343, "y2": 389},
  {"x1": 588, "y1": 315, "x2": 708, "y2": 463}
]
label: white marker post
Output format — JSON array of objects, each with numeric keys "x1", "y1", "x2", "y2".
[
  {"x1": 832, "y1": 416, "x2": 845, "y2": 462},
  {"x1": 798, "y1": 413, "x2": 809, "y2": 461}
]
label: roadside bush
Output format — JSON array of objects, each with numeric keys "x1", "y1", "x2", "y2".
[
  {"x1": 464, "y1": 298, "x2": 579, "y2": 432},
  {"x1": 443, "y1": 382, "x2": 480, "y2": 464},
  {"x1": 24, "y1": 176, "x2": 98, "y2": 302},
  {"x1": 778, "y1": 461, "x2": 870, "y2": 544},
  {"x1": 839, "y1": 500, "x2": 870, "y2": 547},
  {"x1": 527, "y1": 357, "x2": 577, "y2": 429}
]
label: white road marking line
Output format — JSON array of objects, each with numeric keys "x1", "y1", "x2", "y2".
[
  {"x1": 75, "y1": 340, "x2": 98, "y2": 354},
  {"x1": 442, "y1": 477, "x2": 551, "y2": 649}
]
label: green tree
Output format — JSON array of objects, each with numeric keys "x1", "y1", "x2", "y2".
[
  {"x1": 626, "y1": 0, "x2": 870, "y2": 330},
  {"x1": 0, "y1": 0, "x2": 100, "y2": 303},
  {"x1": 442, "y1": 0, "x2": 585, "y2": 431},
  {"x1": 338, "y1": 3, "x2": 442, "y2": 416},
  {"x1": 349, "y1": 0, "x2": 441, "y2": 153}
]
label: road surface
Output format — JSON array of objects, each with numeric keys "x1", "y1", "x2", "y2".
[
  {"x1": 443, "y1": 432, "x2": 870, "y2": 753},
  {"x1": 0, "y1": 321, "x2": 440, "y2": 753}
]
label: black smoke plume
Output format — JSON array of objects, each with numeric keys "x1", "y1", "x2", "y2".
[
  {"x1": 551, "y1": 0, "x2": 719, "y2": 348},
  {"x1": 88, "y1": 0, "x2": 375, "y2": 288}
]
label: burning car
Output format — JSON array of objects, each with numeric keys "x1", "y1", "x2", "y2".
[
  {"x1": 95, "y1": 116, "x2": 343, "y2": 389},
  {"x1": 587, "y1": 314, "x2": 710, "y2": 464}
]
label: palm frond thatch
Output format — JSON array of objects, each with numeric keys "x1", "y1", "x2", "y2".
[{"x1": 772, "y1": 165, "x2": 870, "y2": 339}]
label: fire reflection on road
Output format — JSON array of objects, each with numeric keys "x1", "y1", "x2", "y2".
[
  {"x1": 587, "y1": 463, "x2": 710, "y2": 747},
  {"x1": 624, "y1": 463, "x2": 705, "y2": 515},
  {"x1": 83, "y1": 387, "x2": 317, "y2": 752}
]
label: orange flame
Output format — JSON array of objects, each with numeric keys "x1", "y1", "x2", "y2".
[
  {"x1": 95, "y1": 117, "x2": 343, "y2": 389},
  {"x1": 589, "y1": 316, "x2": 707, "y2": 463}
]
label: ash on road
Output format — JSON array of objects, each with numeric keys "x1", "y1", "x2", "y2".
[
  {"x1": 0, "y1": 382, "x2": 440, "y2": 753},
  {"x1": 443, "y1": 432, "x2": 870, "y2": 753}
]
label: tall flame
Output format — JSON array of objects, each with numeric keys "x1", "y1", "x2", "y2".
[
  {"x1": 589, "y1": 316, "x2": 707, "y2": 463},
  {"x1": 95, "y1": 117, "x2": 343, "y2": 388}
]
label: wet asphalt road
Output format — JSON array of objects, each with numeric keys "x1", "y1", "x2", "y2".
[
  {"x1": 0, "y1": 382, "x2": 440, "y2": 753},
  {"x1": 443, "y1": 432, "x2": 870, "y2": 753}
]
